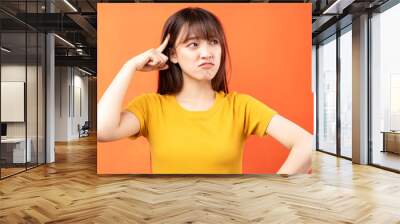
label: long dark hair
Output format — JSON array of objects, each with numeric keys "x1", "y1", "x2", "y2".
[{"x1": 157, "y1": 7, "x2": 231, "y2": 95}]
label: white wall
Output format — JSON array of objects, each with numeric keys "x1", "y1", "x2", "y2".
[
  {"x1": 55, "y1": 67, "x2": 69, "y2": 141},
  {"x1": 72, "y1": 72, "x2": 89, "y2": 138},
  {"x1": 54, "y1": 67, "x2": 89, "y2": 141},
  {"x1": 1, "y1": 65, "x2": 39, "y2": 138}
]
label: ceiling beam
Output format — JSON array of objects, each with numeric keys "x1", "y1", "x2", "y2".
[
  {"x1": 322, "y1": 0, "x2": 356, "y2": 14},
  {"x1": 67, "y1": 13, "x2": 97, "y2": 39}
]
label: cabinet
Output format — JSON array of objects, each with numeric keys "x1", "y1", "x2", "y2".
[
  {"x1": 0, "y1": 138, "x2": 32, "y2": 165},
  {"x1": 382, "y1": 131, "x2": 400, "y2": 154}
]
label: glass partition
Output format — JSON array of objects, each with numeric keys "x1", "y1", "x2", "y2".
[
  {"x1": 27, "y1": 31, "x2": 38, "y2": 169},
  {"x1": 1, "y1": 30, "x2": 28, "y2": 177},
  {"x1": 317, "y1": 35, "x2": 337, "y2": 154},
  {"x1": 0, "y1": 1, "x2": 46, "y2": 179}
]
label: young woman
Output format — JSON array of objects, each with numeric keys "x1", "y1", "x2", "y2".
[{"x1": 98, "y1": 7, "x2": 313, "y2": 175}]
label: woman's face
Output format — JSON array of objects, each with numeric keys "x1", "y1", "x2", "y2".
[{"x1": 170, "y1": 26, "x2": 222, "y2": 82}]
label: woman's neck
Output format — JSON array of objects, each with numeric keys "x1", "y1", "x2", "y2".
[{"x1": 175, "y1": 74, "x2": 216, "y2": 109}]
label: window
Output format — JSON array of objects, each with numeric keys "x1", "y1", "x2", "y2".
[
  {"x1": 317, "y1": 35, "x2": 337, "y2": 154},
  {"x1": 371, "y1": 2, "x2": 400, "y2": 171},
  {"x1": 339, "y1": 27, "x2": 352, "y2": 158}
]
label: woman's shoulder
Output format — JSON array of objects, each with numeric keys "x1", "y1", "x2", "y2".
[
  {"x1": 128, "y1": 92, "x2": 169, "y2": 106},
  {"x1": 220, "y1": 91, "x2": 255, "y2": 102},
  {"x1": 132, "y1": 92, "x2": 172, "y2": 100},
  {"x1": 221, "y1": 91, "x2": 277, "y2": 114}
]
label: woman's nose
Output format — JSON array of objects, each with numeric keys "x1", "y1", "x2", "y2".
[{"x1": 199, "y1": 45, "x2": 213, "y2": 60}]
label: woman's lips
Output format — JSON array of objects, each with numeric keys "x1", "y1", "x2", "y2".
[{"x1": 199, "y1": 63, "x2": 214, "y2": 69}]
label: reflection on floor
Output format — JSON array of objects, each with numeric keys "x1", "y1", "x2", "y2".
[
  {"x1": 0, "y1": 167, "x2": 25, "y2": 177},
  {"x1": 0, "y1": 162, "x2": 42, "y2": 178},
  {"x1": 373, "y1": 150, "x2": 400, "y2": 171}
]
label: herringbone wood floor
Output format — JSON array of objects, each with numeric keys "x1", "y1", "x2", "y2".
[{"x1": 0, "y1": 135, "x2": 399, "y2": 224}]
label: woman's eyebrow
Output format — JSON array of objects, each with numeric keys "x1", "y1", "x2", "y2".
[{"x1": 183, "y1": 36, "x2": 200, "y2": 43}]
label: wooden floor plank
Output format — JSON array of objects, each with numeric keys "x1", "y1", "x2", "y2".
[{"x1": 0, "y1": 135, "x2": 399, "y2": 223}]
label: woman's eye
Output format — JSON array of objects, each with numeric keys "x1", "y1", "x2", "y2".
[
  {"x1": 211, "y1": 39, "x2": 219, "y2": 45},
  {"x1": 188, "y1": 42, "x2": 198, "y2": 48}
]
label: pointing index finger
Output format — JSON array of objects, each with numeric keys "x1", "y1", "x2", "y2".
[{"x1": 157, "y1": 34, "x2": 170, "y2": 52}]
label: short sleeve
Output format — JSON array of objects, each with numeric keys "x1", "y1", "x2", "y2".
[
  {"x1": 125, "y1": 94, "x2": 150, "y2": 140},
  {"x1": 239, "y1": 94, "x2": 278, "y2": 137}
]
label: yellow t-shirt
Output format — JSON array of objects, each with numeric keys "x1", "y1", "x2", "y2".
[{"x1": 126, "y1": 91, "x2": 277, "y2": 174}]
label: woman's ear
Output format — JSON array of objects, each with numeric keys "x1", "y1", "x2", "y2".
[{"x1": 169, "y1": 49, "x2": 178, "y2": 64}]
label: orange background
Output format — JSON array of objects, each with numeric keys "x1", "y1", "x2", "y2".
[{"x1": 97, "y1": 3, "x2": 312, "y2": 174}]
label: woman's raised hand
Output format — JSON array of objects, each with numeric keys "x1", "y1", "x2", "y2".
[
  {"x1": 97, "y1": 35, "x2": 172, "y2": 142},
  {"x1": 127, "y1": 34, "x2": 171, "y2": 72}
]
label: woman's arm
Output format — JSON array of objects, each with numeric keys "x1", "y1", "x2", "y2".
[
  {"x1": 97, "y1": 62, "x2": 140, "y2": 142},
  {"x1": 266, "y1": 114, "x2": 313, "y2": 175},
  {"x1": 97, "y1": 35, "x2": 170, "y2": 142}
]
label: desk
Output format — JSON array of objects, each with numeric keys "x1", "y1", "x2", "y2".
[
  {"x1": 381, "y1": 131, "x2": 400, "y2": 154},
  {"x1": 1, "y1": 138, "x2": 31, "y2": 163}
]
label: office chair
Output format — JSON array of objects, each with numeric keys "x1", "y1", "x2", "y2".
[{"x1": 79, "y1": 121, "x2": 90, "y2": 138}]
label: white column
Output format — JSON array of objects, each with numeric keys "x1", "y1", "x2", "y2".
[
  {"x1": 46, "y1": 32, "x2": 55, "y2": 163},
  {"x1": 45, "y1": 0, "x2": 56, "y2": 163}
]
